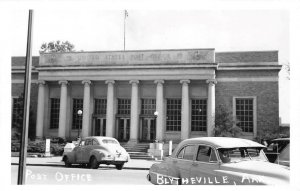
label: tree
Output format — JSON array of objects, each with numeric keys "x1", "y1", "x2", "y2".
[
  {"x1": 281, "y1": 62, "x2": 290, "y2": 80},
  {"x1": 213, "y1": 104, "x2": 242, "y2": 137},
  {"x1": 40, "y1": 40, "x2": 75, "y2": 53},
  {"x1": 283, "y1": 62, "x2": 291, "y2": 79},
  {"x1": 11, "y1": 93, "x2": 36, "y2": 141}
]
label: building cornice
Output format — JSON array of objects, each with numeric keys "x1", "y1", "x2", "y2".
[{"x1": 217, "y1": 65, "x2": 282, "y2": 70}]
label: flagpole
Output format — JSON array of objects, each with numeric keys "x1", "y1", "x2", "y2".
[{"x1": 123, "y1": 10, "x2": 126, "y2": 51}]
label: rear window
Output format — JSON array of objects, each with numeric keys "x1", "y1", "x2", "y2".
[{"x1": 102, "y1": 139, "x2": 119, "y2": 144}]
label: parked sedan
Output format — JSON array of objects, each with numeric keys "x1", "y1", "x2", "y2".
[
  {"x1": 264, "y1": 138, "x2": 290, "y2": 163},
  {"x1": 62, "y1": 136, "x2": 130, "y2": 169},
  {"x1": 147, "y1": 137, "x2": 289, "y2": 185},
  {"x1": 274, "y1": 143, "x2": 290, "y2": 167}
]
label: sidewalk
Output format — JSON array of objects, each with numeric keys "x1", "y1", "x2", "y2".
[{"x1": 11, "y1": 156, "x2": 161, "y2": 170}]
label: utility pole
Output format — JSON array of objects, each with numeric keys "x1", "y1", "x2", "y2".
[{"x1": 17, "y1": 9, "x2": 33, "y2": 185}]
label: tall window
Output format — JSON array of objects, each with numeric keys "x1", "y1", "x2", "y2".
[
  {"x1": 50, "y1": 98, "x2": 60, "y2": 129},
  {"x1": 94, "y1": 99, "x2": 107, "y2": 115},
  {"x1": 235, "y1": 98, "x2": 254, "y2": 132},
  {"x1": 118, "y1": 99, "x2": 131, "y2": 115},
  {"x1": 12, "y1": 97, "x2": 23, "y2": 128},
  {"x1": 72, "y1": 99, "x2": 83, "y2": 129},
  {"x1": 166, "y1": 99, "x2": 181, "y2": 131},
  {"x1": 191, "y1": 99, "x2": 207, "y2": 131},
  {"x1": 141, "y1": 99, "x2": 156, "y2": 115}
]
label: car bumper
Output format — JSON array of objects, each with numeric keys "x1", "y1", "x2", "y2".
[{"x1": 101, "y1": 156, "x2": 129, "y2": 162}]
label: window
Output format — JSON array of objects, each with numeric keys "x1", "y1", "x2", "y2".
[
  {"x1": 177, "y1": 148, "x2": 185, "y2": 159},
  {"x1": 141, "y1": 99, "x2": 156, "y2": 115},
  {"x1": 12, "y1": 97, "x2": 23, "y2": 128},
  {"x1": 166, "y1": 99, "x2": 181, "y2": 131},
  {"x1": 50, "y1": 98, "x2": 60, "y2": 129},
  {"x1": 85, "y1": 139, "x2": 92, "y2": 146},
  {"x1": 94, "y1": 99, "x2": 107, "y2": 115},
  {"x1": 118, "y1": 99, "x2": 131, "y2": 115},
  {"x1": 183, "y1": 145, "x2": 196, "y2": 160},
  {"x1": 235, "y1": 98, "x2": 254, "y2": 132},
  {"x1": 72, "y1": 99, "x2": 83, "y2": 129},
  {"x1": 191, "y1": 99, "x2": 207, "y2": 131},
  {"x1": 217, "y1": 147, "x2": 267, "y2": 163},
  {"x1": 196, "y1": 146, "x2": 217, "y2": 163},
  {"x1": 177, "y1": 145, "x2": 196, "y2": 160},
  {"x1": 92, "y1": 139, "x2": 99, "y2": 145},
  {"x1": 102, "y1": 139, "x2": 119, "y2": 144}
]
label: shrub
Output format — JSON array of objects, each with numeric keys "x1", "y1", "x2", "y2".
[{"x1": 11, "y1": 138, "x2": 66, "y2": 156}]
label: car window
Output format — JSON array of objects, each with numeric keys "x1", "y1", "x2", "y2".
[
  {"x1": 85, "y1": 139, "x2": 92, "y2": 146},
  {"x1": 79, "y1": 141, "x2": 85, "y2": 146},
  {"x1": 176, "y1": 145, "x2": 196, "y2": 160},
  {"x1": 209, "y1": 148, "x2": 218, "y2": 162},
  {"x1": 183, "y1": 145, "x2": 196, "y2": 160},
  {"x1": 92, "y1": 139, "x2": 99, "y2": 145},
  {"x1": 177, "y1": 147, "x2": 185, "y2": 159},
  {"x1": 197, "y1": 146, "x2": 212, "y2": 162},
  {"x1": 102, "y1": 139, "x2": 119, "y2": 144},
  {"x1": 218, "y1": 147, "x2": 267, "y2": 163}
]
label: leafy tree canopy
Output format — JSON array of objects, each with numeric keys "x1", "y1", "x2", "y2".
[
  {"x1": 40, "y1": 40, "x2": 75, "y2": 53},
  {"x1": 213, "y1": 104, "x2": 242, "y2": 137}
]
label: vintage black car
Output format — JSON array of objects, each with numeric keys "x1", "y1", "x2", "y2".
[{"x1": 264, "y1": 138, "x2": 289, "y2": 163}]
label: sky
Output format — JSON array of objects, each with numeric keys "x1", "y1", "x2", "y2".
[{"x1": 9, "y1": 8, "x2": 290, "y2": 123}]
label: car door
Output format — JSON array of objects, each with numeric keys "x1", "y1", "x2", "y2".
[
  {"x1": 75, "y1": 140, "x2": 86, "y2": 163},
  {"x1": 171, "y1": 144, "x2": 197, "y2": 183},
  {"x1": 81, "y1": 139, "x2": 93, "y2": 163},
  {"x1": 189, "y1": 145, "x2": 221, "y2": 185}
]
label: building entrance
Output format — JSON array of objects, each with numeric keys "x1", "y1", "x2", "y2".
[
  {"x1": 140, "y1": 118, "x2": 156, "y2": 142},
  {"x1": 94, "y1": 118, "x2": 106, "y2": 136},
  {"x1": 118, "y1": 118, "x2": 130, "y2": 141}
]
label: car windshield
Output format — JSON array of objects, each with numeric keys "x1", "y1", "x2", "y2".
[
  {"x1": 102, "y1": 139, "x2": 119, "y2": 144},
  {"x1": 217, "y1": 147, "x2": 267, "y2": 163}
]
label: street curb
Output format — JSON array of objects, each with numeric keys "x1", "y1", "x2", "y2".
[{"x1": 11, "y1": 163, "x2": 150, "y2": 170}]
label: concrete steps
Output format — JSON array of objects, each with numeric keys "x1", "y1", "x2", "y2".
[{"x1": 120, "y1": 142, "x2": 154, "y2": 160}]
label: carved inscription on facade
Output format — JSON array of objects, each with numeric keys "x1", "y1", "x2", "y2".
[{"x1": 40, "y1": 49, "x2": 214, "y2": 66}]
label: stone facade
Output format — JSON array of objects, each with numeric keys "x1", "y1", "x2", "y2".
[{"x1": 11, "y1": 49, "x2": 281, "y2": 142}]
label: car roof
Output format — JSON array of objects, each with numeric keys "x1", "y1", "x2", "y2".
[
  {"x1": 272, "y1": 138, "x2": 290, "y2": 142},
  {"x1": 178, "y1": 137, "x2": 265, "y2": 149},
  {"x1": 82, "y1": 136, "x2": 118, "y2": 142}
]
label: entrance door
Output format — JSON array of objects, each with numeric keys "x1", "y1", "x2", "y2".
[
  {"x1": 141, "y1": 118, "x2": 156, "y2": 142},
  {"x1": 118, "y1": 118, "x2": 130, "y2": 141},
  {"x1": 95, "y1": 118, "x2": 106, "y2": 136}
]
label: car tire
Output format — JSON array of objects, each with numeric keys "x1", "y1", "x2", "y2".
[
  {"x1": 115, "y1": 163, "x2": 124, "y2": 170},
  {"x1": 64, "y1": 157, "x2": 71, "y2": 168},
  {"x1": 90, "y1": 157, "x2": 99, "y2": 169}
]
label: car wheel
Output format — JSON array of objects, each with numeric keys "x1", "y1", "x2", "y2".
[
  {"x1": 90, "y1": 157, "x2": 99, "y2": 169},
  {"x1": 115, "y1": 163, "x2": 124, "y2": 170},
  {"x1": 64, "y1": 157, "x2": 71, "y2": 168}
]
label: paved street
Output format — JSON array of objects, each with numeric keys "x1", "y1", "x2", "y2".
[{"x1": 11, "y1": 165, "x2": 151, "y2": 185}]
